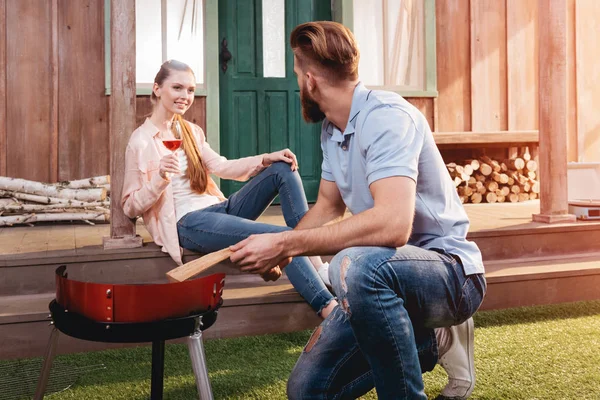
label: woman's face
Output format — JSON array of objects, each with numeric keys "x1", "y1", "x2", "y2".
[{"x1": 154, "y1": 70, "x2": 196, "y2": 115}]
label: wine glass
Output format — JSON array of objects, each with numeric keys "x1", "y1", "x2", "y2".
[
  {"x1": 162, "y1": 119, "x2": 183, "y2": 178},
  {"x1": 162, "y1": 119, "x2": 183, "y2": 152}
]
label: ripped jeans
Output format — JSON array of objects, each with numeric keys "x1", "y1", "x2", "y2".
[
  {"x1": 177, "y1": 161, "x2": 334, "y2": 315},
  {"x1": 287, "y1": 245, "x2": 486, "y2": 400}
]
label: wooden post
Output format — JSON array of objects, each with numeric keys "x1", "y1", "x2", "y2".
[
  {"x1": 103, "y1": 0, "x2": 143, "y2": 249},
  {"x1": 532, "y1": 0, "x2": 575, "y2": 224}
]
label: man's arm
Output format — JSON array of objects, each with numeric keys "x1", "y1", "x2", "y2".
[
  {"x1": 230, "y1": 175, "x2": 415, "y2": 273},
  {"x1": 284, "y1": 176, "x2": 415, "y2": 256},
  {"x1": 295, "y1": 179, "x2": 347, "y2": 230}
]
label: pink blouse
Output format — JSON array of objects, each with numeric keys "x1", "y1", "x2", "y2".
[{"x1": 121, "y1": 118, "x2": 265, "y2": 265}]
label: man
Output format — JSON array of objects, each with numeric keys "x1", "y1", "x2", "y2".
[{"x1": 230, "y1": 21, "x2": 486, "y2": 400}]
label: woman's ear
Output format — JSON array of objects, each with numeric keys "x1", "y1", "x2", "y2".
[{"x1": 153, "y1": 82, "x2": 161, "y2": 99}]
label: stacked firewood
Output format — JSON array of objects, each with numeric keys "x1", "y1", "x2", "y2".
[
  {"x1": 447, "y1": 154, "x2": 539, "y2": 204},
  {"x1": 0, "y1": 176, "x2": 110, "y2": 226}
]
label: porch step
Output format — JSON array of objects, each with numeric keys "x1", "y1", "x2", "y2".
[
  {"x1": 2, "y1": 254, "x2": 600, "y2": 359},
  {"x1": 470, "y1": 220, "x2": 600, "y2": 261},
  {"x1": 481, "y1": 252, "x2": 600, "y2": 310}
]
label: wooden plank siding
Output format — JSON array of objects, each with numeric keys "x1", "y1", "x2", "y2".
[
  {"x1": 0, "y1": 0, "x2": 5, "y2": 177},
  {"x1": 6, "y1": 0, "x2": 54, "y2": 182},
  {"x1": 469, "y1": 0, "x2": 508, "y2": 132},
  {"x1": 434, "y1": 0, "x2": 471, "y2": 133},
  {"x1": 0, "y1": 0, "x2": 599, "y2": 182},
  {"x1": 58, "y1": 0, "x2": 109, "y2": 180}
]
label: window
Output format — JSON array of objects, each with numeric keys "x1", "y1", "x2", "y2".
[
  {"x1": 104, "y1": 0, "x2": 206, "y2": 95},
  {"x1": 136, "y1": 0, "x2": 205, "y2": 91},
  {"x1": 350, "y1": 0, "x2": 436, "y2": 96}
]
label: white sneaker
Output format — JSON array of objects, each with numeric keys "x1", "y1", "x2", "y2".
[
  {"x1": 317, "y1": 262, "x2": 332, "y2": 288},
  {"x1": 436, "y1": 318, "x2": 475, "y2": 399}
]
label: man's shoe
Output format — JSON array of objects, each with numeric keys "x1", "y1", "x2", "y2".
[{"x1": 436, "y1": 317, "x2": 475, "y2": 399}]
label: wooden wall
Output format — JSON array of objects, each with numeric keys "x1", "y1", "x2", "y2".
[
  {"x1": 0, "y1": 0, "x2": 598, "y2": 182},
  {"x1": 408, "y1": 0, "x2": 599, "y2": 164}
]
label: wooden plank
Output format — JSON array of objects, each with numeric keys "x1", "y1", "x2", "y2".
[
  {"x1": 58, "y1": 0, "x2": 109, "y2": 180},
  {"x1": 566, "y1": 0, "x2": 577, "y2": 162},
  {"x1": 433, "y1": 130, "x2": 538, "y2": 145},
  {"x1": 534, "y1": 0, "x2": 574, "y2": 222},
  {"x1": 435, "y1": 0, "x2": 471, "y2": 132},
  {"x1": 0, "y1": 0, "x2": 5, "y2": 177},
  {"x1": 470, "y1": 0, "x2": 508, "y2": 131},
  {"x1": 50, "y1": 0, "x2": 58, "y2": 182},
  {"x1": 575, "y1": 0, "x2": 600, "y2": 162},
  {"x1": 406, "y1": 98, "x2": 433, "y2": 129},
  {"x1": 107, "y1": 0, "x2": 139, "y2": 243},
  {"x1": 6, "y1": 0, "x2": 53, "y2": 182},
  {"x1": 506, "y1": 0, "x2": 538, "y2": 132}
]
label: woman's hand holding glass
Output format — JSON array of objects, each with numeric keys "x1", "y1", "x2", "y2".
[
  {"x1": 159, "y1": 119, "x2": 183, "y2": 180},
  {"x1": 159, "y1": 153, "x2": 180, "y2": 180},
  {"x1": 262, "y1": 148, "x2": 299, "y2": 171}
]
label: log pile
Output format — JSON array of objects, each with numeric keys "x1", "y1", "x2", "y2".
[
  {"x1": 0, "y1": 176, "x2": 110, "y2": 226},
  {"x1": 447, "y1": 154, "x2": 540, "y2": 204}
]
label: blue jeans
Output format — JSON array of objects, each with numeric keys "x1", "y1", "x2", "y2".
[
  {"x1": 287, "y1": 245, "x2": 486, "y2": 400},
  {"x1": 176, "y1": 162, "x2": 334, "y2": 315}
]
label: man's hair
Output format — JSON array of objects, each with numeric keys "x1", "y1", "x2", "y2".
[{"x1": 290, "y1": 21, "x2": 359, "y2": 83}]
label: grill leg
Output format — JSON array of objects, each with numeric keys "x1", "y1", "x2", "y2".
[
  {"x1": 34, "y1": 327, "x2": 60, "y2": 400},
  {"x1": 188, "y1": 327, "x2": 213, "y2": 400},
  {"x1": 151, "y1": 340, "x2": 165, "y2": 400}
]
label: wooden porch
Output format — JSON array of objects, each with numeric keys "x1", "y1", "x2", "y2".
[{"x1": 2, "y1": 201, "x2": 600, "y2": 360}]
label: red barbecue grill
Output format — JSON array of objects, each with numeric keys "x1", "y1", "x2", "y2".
[{"x1": 34, "y1": 265, "x2": 225, "y2": 400}]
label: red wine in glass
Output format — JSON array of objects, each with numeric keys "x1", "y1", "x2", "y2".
[{"x1": 162, "y1": 139, "x2": 182, "y2": 151}]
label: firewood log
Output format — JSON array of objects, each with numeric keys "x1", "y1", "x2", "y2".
[
  {"x1": 480, "y1": 156, "x2": 501, "y2": 172},
  {"x1": 485, "y1": 180, "x2": 499, "y2": 192},
  {"x1": 465, "y1": 159, "x2": 480, "y2": 171},
  {"x1": 55, "y1": 175, "x2": 110, "y2": 189},
  {"x1": 479, "y1": 163, "x2": 493, "y2": 176},
  {"x1": 518, "y1": 193, "x2": 530, "y2": 202},
  {"x1": 470, "y1": 192, "x2": 483, "y2": 203},
  {"x1": 458, "y1": 186, "x2": 474, "y2": 197},
  {"x1": 525, "y1": 160, "x2": 537, "y2": 172},
  {"x1": 485, "y1": 192, "x2": 498, "y2": 203},
  {"x1": 508, "y1": 193, "x2": 519, "y2": 203},
  {"x1": 0, "y1": 211, "x2": 109, "y2": 227},
  {"x1": 0, "y1": 177, "x2": 106, "y2": 202},
  {"x1": 503, "y1": 158, "x2": 525, "y2": 170}
]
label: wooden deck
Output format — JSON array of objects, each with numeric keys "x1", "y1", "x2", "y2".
[
  {"x1": 2, "y1": 200, "x2": 600, "y2": 359},
  {"x1": 0, "y1": 201, "x2": 545, "y2": 259}
]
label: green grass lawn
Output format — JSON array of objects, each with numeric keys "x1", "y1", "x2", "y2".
[{"x1": 4, "y1": 301, "x2": 600, "y2": 399}]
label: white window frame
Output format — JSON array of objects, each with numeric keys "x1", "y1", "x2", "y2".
[
  {"x1": 104, "y1": 0, "x2": 207, "y2": 96},
  {"x1": 333, "y1": 0, "x2": 437, "y2": 97}
]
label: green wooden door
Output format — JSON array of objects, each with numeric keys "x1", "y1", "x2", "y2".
[{"x1": 218, "y1": 0, "x2": 331, "y2": 201}]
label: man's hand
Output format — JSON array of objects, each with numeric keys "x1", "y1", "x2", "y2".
[{"x1": 229, "y1": 232, "x2": 292, "y2": 275}]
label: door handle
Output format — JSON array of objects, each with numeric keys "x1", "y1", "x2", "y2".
[{"x1": 220, "y1": 38, "x2": 232, "y2": 73}]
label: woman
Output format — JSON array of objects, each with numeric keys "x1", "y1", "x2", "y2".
[{"x1": 122, "y1": 60, "x2": 336, "y2": 317}]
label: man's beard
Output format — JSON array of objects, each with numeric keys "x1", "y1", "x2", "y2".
[{"x1": 300, "y1": 85, "x2": 326, "y2": 123}]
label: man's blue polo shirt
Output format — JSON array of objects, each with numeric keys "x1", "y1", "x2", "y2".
[{"x1": 320, "y1": 82, "x2": 484, "y2": 275}]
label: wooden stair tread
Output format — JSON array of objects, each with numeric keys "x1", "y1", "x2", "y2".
[{"x1": 485, "y1": 252, "x2": 600, "y2": 282}]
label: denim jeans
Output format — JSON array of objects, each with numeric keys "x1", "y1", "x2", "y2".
[
  {"x1": 176, "y1": 162, "x2": 334, "y2": 315},
  {"x1": 287, "y1": 245, "x2": 487, "y2": 400}
]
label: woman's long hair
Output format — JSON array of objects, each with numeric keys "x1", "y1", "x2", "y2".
[{"x1": 152, "y1": 60, "x2": 208, "y2": 194}]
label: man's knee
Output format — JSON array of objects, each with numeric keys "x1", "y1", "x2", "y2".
[{"x1": 287, "y1": 366, "x2": 316, "y2": 400}]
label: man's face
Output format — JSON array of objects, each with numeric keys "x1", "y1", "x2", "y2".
[{"x1": 294, "y1": 57, "x2": 326, "y2": 123}]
